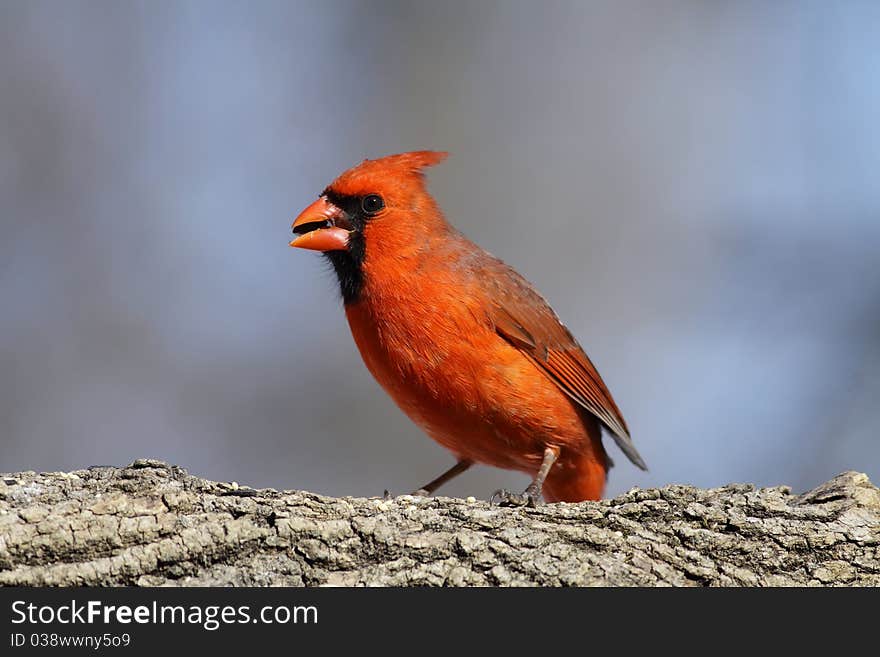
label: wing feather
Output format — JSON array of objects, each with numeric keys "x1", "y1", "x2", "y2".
[{"x1": 484, "y1": 260, "x2": 647, "y2": 470}]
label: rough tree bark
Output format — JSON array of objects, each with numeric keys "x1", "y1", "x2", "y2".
[{"x1": 0, "y1": 460, "x2": 877, "y2": 586}]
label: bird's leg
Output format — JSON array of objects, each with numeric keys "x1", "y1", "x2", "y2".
[
  {"x1": 492, "y1": 446, "x2": 560, "y2": 508},
  {"x1": 411, "y1": 459, "x2": 473, "y2": 496}
]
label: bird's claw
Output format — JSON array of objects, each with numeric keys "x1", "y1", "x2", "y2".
[{"x1": 490, "y1": 488, "x2": 540, "y2": 508}]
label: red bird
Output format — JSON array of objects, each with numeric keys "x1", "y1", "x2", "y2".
[{"x1": 290, "y1": 151, "x2": 646, "y2": 504}]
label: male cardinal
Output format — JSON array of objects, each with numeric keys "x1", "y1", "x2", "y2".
[{"x1": 290, "y1": 151, "x2": 646, "y2": 504}]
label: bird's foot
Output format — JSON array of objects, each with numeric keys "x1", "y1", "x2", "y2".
[
  {"x1": 490, "y1": 486, "x2": 541, "y2": 508},
  {"x1": 385, "y1": 488, "x2": 431, "y2": 499}
]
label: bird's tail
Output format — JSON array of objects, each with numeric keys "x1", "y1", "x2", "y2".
[{"x1": 542, "y1": 449, "x2": 609, "y2": 502}]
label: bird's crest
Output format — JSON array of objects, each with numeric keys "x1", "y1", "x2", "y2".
[
  {"x1": 372, "y1": 150, "x2": 448, "y2": 173},
  {"x1": 328, "y1": 151, "x2": 448, "y2": 197}
]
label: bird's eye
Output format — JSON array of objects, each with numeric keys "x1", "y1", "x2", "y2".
[{"x1": 361, "y1": 194, "x2": 384, "y2": 214}]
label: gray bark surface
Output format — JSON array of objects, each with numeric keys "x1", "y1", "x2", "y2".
[{"x1": 1, "y1": 460, "x2": 877, "y2": 586}]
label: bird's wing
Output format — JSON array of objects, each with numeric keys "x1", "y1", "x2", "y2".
[{"x1": 483, "y1": 259, "x2": 647, "y2": 470}]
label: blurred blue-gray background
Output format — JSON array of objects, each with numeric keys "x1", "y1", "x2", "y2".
[{"x1": 1, "y1": 1, "x2": 877, "y2": 498}]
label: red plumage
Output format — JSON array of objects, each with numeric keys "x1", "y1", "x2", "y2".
[{"x1": 291, "y1": 151, "x2": 645, "y2": 503}]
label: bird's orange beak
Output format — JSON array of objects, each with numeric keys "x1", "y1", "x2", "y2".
[{"x1": 289, "y1": 196, "x2": 352, "y2": 251}]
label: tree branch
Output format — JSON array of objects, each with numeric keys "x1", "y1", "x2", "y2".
[{"x1": 1, "y1": 460, "x2": 877, "y2": 586}]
